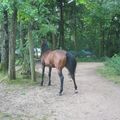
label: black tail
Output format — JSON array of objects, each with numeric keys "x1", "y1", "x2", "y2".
[{"x1": 65, "y1": 52, "x2": 77, "y2": 77}]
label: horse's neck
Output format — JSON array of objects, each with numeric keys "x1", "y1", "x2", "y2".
[
  {"x1": 41, "y1": 50, "x2": 51, "y2": 63},
  {"x1": 41, "y1": 48, "x2": 51, "y2": 55},
  {"x1": 41, "y1": 45, "x2": 50, "y2": 54}
]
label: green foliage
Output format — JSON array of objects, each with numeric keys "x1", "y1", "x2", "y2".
[
  {"x1": 76, "y1": 0, "x2": 87, "y2": 5},
  {"x1": 40, "y1": 24, "x2": 56, "y2": 36},
  {"x1": 0, "y1": 0, "x2": 120, "y2": 66},
  {"x1": 98, "y1": 65, "x2": 120, "y2": 84},
  {"x1": 77, "y1": 57, "x2": 105, "y2": 62},
  {"x1": 105, "y1": 54, "x2": 120, "y2": 75},
  {"x1": 0, "y1": 0, "x2": 10, "y2": 10},
  {"x1": 18, "y1": 1, "x2": 38, "y2": 22}
]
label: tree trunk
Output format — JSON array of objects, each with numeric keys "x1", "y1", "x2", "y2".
[
  {"x1": 19, "y1": 22, "x2": 24, "y2": 53},
  {"x1": 18, "y1": 22, "x2": 30, "y2": 75},
  {"x1": 1, "y1": 9, "x2": 9, "y2": 72},
  {"x1": 59, "y1": 0, "x2": 64, "y2": 49},
  {"x1": 73, "y1": 1, "x2": 77, "y2": 50},
  {"x1": 99, "y1": 23, "x2": 104, "y2": 57},
  {"x1": 52, "y1": 33, "x2": 56, "y2": 49},
  {"x1": 8, "y1": 2, "x2": 17, "y2": 80},
  {"x1": 0, "y1": 24, "x2": 3, "y2": 64},
  {"x1": 28, "y1": 23, "x2": 36, "y2": 81}
]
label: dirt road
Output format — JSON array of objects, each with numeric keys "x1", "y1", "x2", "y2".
[{"x1": 0, "y1": 63, "x2": 120, "y2": 120}]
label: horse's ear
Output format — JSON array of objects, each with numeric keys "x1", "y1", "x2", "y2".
[
  {"x1": 43, "y1": 39, "x2": 47, "y2": 44},
  {"x1": 40, "y1": 39, "x2": 43, "y2": 45},
  {"x1": 41, "y1": 39, "x2": 45, "y2": 44},
  {"x1": 40, "y1": 39, "x2": 47, "y2": 46}
]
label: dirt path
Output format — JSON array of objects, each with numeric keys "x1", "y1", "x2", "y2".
[{"x1": 0, "y1": 63, "x2": 120, "y2": 120}]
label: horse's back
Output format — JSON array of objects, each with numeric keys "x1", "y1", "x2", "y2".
[{"x1": 49, "y1": 50, "x2": 67, "y2": 69}]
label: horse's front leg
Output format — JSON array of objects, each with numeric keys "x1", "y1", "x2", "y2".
[
  {"x1": 41, "y1": 64, "x2": 45, "y2": 86},
  {"x1": 58, "y1": 70, "x2": 64, "y2": 96},
  {"x1": 48, "y1": 67, "x2": 52, "y2": 86}
]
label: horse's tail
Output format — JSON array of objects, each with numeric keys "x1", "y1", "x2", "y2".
[{"x1": 65, "y1": 52, "x2": 77, "y2": 77}]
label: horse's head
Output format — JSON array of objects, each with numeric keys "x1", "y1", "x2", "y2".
[
  {"x1": 41, "y1": 39, "x2": 47, "y2": 46},
  {"x1": 41, "y1": 39, "x2": 50, "y2": 54}
]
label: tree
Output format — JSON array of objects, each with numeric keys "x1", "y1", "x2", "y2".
[
  {"x1": 8, "y1": 1, "x2": 17, "y2": 80},
  {"x1": 0, "y1": 5, "x2": 9, "y2": 72},
  {"x1": 58, "y1": 0, "x2": 65, "y2": 49},
  {"x1": 28, "y1": 22, "x2": 36, "y2": 81}
]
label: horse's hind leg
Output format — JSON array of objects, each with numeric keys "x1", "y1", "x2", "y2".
[
  {"x1": 41, "y1": 64, "x2": 45, "y2": 86},
  {"x1": 48, "y1": 67, "x2": 52, "y2": 86},
  {"x1": 71, "y1": 74, "x2": 78, "y2": 93},
  {"x1": 58, "y1": 70, "x2": 64, "y2": 96}
]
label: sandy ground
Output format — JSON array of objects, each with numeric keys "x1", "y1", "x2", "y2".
[{"x1": 0, "y1": 62, "x2": 120, "y2": 120}]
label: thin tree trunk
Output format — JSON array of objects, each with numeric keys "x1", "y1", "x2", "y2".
[
  {"x1": 52, "y1": 33, "x2": 56, "y2": 49},
  {"x1": 19, "y1": 22, "x2": 24, "y2": 52},
  {"x1": 19, "y1": 24, "x2": 30, "y2": 75},
  {"x1": 8, "y1": 2, "x2": 17, "y2": 80},
  {"x1": 73, "y1": 1, "x2": 77, "y2": 50},
  {"x1": 0, "y1": 24, "x2": 4, "y2": 64},
  {"x1": 28, "y1": 23, "x2": 36, "y2": 81},
  {"x1": 99, "y1": 23, "x2": 104, "y2": 57},
  {"x1": 115, "y1": 27, "x2": 120, "y2": 52},
  {"x1": 59, "y1": 0, "x2": 64, "y2": 49},
  {"x1": 1, "y1": 9, "x2": 9, "y2": 72}
]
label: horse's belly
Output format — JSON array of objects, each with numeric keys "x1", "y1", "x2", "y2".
[{"x1": 44, "y1": 59, "x2": 55, "y2": 67}]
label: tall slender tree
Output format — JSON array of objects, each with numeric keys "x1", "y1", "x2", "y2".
[
  {"x1": 58, "y1": 0, "x2": 64, "y2": 49},
  {"x1": 28, "y1": 22, "x2": 36, "y2": 81},
  {"x1": 8, "y1": 1, "x2": 17, "y2": 80},
  {"x1": 1, "y1": 8, "x2": 9, "y2": 72}
]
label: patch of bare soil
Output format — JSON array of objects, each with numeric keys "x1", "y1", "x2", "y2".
[{"x1": 0, "y1": 63, "x2": 120, "y2": 120}]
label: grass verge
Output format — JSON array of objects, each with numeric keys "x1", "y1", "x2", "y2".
[
  {"x1": 98, "y1": 65, "x2": 120, "y2": 84},
  {"x1": 77, "y1": 57, "x2": 106, "y2": 62},
  {"x1": 0, "y1": 70, "x2": 41, "y2": 87}
]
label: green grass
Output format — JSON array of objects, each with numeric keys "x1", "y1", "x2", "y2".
[
  {"x1": 39, "y1": 116, "x2": 48, "y2": 120},
  {"x1": 0, "y1": 112, "x2": 22, "y2": 120},
  {"x1": 7, "y1": 71, "x2": 41, "y2": 87},
  {"x1": 0, "y1": 111, "x2": 52, "y2": 120},
  {"x1": 0, "y1": 112, "x2": 13, "y2": 120},
  {"x1": 38, "y1": 113, "x2": 54, "y2": 120},
  {"x1": 77, "y1": 57, "x2": 106, "y2": 62},
  {"x1": 7, "y1": 77, "x2": 38, "y2": 86},
  {"x1": 0, "y1": 111, "x2": 50, "y2": 120},
  {"x1": 97, "y1": 54, "x2": 120, "y2": 84},
  {"x1": 0, "y1": 72, "x2": 7, "y2": 83},
  {"x1": 98, "y1": 65, "x2": 120, "y2": 84},
  {"x1": 0, "y1": 111, "x2": 54, "y2": 120},
  {"x1": 0, "y1": 69, "x2": 41, "y2": 87}
]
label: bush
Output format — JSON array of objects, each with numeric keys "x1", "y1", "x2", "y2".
[{"x1": 105, "y1": 54, "x2": 120, "y2": 75}]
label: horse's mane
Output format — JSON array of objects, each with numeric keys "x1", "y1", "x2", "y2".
[{"x1": 41, "y1": 40, "x2": 50, "y2": 54}]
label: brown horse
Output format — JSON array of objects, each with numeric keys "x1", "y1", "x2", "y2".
[{"x1": 40, "y1": 40, "x2": 78, "y2": 95}]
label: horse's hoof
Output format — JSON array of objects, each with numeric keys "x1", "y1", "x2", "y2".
[
  {"x1": 59, "y1": 92, "x2": 63, "y2": 96},
  {"x1": 48, "y1": 83, "x2": 51, "y2": 86},
  {"x1": 40, "y1": 83, "x2": 43, "y2": 86},
  {"x1": 74, "y1": 89, "x2": 78, "y2": 94}
]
